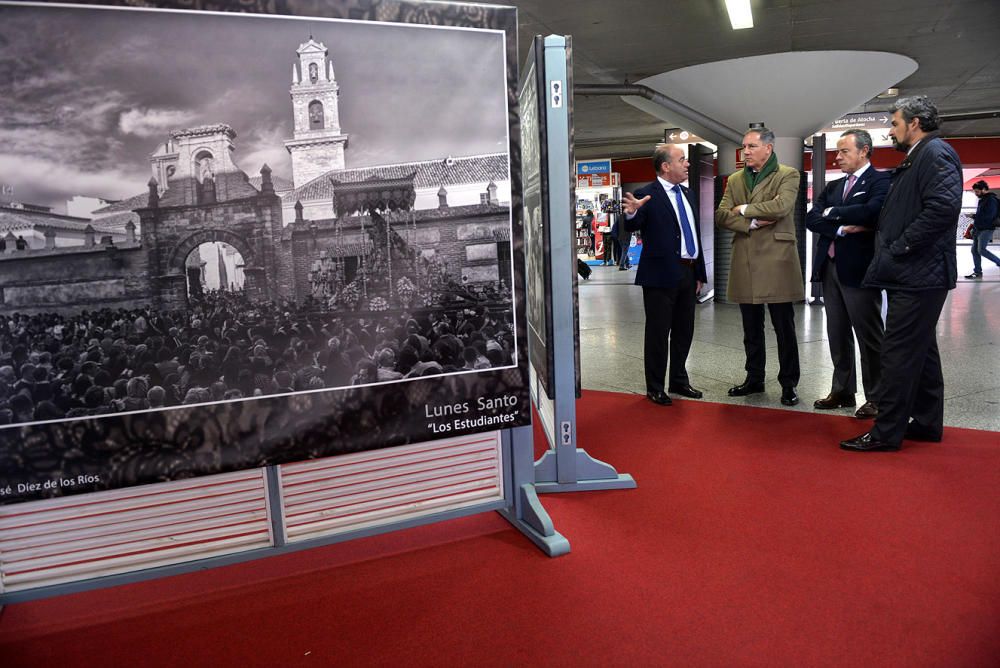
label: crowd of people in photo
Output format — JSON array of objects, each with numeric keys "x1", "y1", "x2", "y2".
[{"x1": 0, "y1": 289, "x2": 516, "y2": 428}]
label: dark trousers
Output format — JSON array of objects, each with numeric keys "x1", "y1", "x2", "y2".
[
  {"x1": 642, "y1": 265, "x2": 696, "y2": 393},
  {"x1": 822, "y1": 262, "x2": 884, "y2": 399},
  {"x1": 870, "y1": 288, "x2": 948, "y2": 446},
  {"x1": 738, "y1": 302, "x2": 800, "y2": 389},
  {"x1": 610, "y1": 237, "x2": 624, "y2": 265},
  {"x1": 615, "y1": 237, "x2": 630, "y2": 268},
  {"x1": 971, "y1": 229, "x2": 1000, "y2": 273}
]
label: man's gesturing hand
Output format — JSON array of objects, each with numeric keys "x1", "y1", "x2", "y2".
[{"x1": 623, "y1": 192, "x2": 651, "y2": 215}]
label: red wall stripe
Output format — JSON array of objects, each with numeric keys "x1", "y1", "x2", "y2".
[{"x1": 611, "y1": 136, "x2": 1000, "y2": 184}]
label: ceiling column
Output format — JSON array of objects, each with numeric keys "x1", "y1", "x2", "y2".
[{"x1": 714, "y1": 141, "x2": 739, "y2": 303}]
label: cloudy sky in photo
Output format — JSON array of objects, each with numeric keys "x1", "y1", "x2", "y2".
[{"x1": 0, "y1": 3, "x2": 509, "y2": 211}]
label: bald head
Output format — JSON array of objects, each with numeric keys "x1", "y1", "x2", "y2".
[{"x1": 653, "y1": 143, "x2": 689, "y2": 185}]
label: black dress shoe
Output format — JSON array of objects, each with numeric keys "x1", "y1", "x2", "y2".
[
  {"x1": 854, "y1": 401, "x2": 878, "y2": 419},
  {"x1": 814, "y1": 392, "x2": 856, "y2": 410},
  {"x1": 904, "y1": 422, "x2": 942, "y2": 442},
  {"x1": 780, "y1": 387, "x2": 799, "y2": 406},
  {"x1": 840, "y1": 432, "x2": 900, "y2": 452},
  {"x1": 646, "y1": 390, "x2": 672, "y2": 406},
  {"x1": 728, "y1": 380, "x2": 765, "y2": 396},
  {"x1": 668, "y1": 383, "x2": 703, "y2": 399}
]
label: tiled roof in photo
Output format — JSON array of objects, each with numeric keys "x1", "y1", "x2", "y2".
[
  {"x1": 95, "y1": 171, "x2": 268, "y2": 214},
  {"x1": 284, "y1": 153, "x2": 510, "y2": 204},
  {"x1": 248, "y1": 174, "x2": 294, "y2": 192},
  {"x1": 92, "y1": 192, "x2": 149, "y2": 215},
  {"x1": 0, "y1": 206, "x2": 123, "y2": 234},
  {"x1": 93, "y1": 211, "x2": 140, "y2": 230}
]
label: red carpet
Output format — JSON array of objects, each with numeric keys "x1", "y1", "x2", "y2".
[{"x1": 2, "y1": 390, "x2": 999, "y2": 667}]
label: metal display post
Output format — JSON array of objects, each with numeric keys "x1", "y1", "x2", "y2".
[
  {"x1": 529, "y1": 35, "x2": 635, "y2": 494},
  {"x1": 497, "y1": 425, "x2": 570, "y2": 555},
  {"x1": 809, "y1": 133, "x2": 826, "y2": 305}
]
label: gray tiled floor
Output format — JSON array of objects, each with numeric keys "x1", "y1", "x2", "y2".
[{"x1": 578, "y1": 249, "x2": 1000, "y2": 433}]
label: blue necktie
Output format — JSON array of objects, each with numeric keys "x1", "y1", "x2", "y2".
[{"x1": 673, "y1": 185, "x2": 695, "y2": 257}]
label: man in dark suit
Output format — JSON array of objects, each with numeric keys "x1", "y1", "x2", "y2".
[
  {"x1": 841, "y1": 96, "x2": 962, "y2": 452},
  {"x1": 806, "y1": 129, "x2": 889, "y2": 420},
  {"x1": 622, "y1": 143, "x2": 707, "y2": 406}
]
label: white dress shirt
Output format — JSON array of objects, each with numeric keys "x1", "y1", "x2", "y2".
[
  {"x1": 657, "y1": 176, "x2": 699, "y2": 259},
  {"x1": 626, "y1": 177, "x2": 699, "y2": 259}
]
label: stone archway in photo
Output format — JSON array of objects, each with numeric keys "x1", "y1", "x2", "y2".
[
  {"x1": 137, "y1": 164, "x2": 284, "y2": 310},
  {"x1": 167, "y1": 229, "x2": 264, "y2": 304}
]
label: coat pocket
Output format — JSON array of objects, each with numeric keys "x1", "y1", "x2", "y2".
[{"x1": 773, "y1": 231, "x2": 796, "y2": 242}]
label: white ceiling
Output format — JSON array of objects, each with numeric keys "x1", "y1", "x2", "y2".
[
  {"x1": 629, "y1": 51, "x2": 917, "y2": 142},
  {"x1": 512, "y1": 0, "x2": 1000, "y2": 158}
]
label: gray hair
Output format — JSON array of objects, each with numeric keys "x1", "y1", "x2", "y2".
[
  {"x1": 840, "y1": 128, "x2": 873, "y2": 156},
  {"x1": 746, "y1": 127, "x2": 775, "y2": 146},
  {"x1": 890, "y1": 95, "x2": 940, "y2": 132}
]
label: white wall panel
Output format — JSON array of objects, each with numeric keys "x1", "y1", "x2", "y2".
[
  {"x1": 0, "y1": 469, "x2": 271, "y2": 593},
  {"x1": 280, "y1": 432, "x2": 503, "y2": 543},
  {"x1": 0, "y1": 432, "x2": 506, "y2": 596}
]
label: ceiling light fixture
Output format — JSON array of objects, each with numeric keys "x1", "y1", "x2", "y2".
[
  {"x1": 725, "y1": 0, "x2": 754, "y2": 30},
  {"x1": 876, "y1": 87, "x2": 900, "y2": 99}
]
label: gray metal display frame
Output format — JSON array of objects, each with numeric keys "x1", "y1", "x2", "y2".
[
  {"x1": 529, "y1": 35, "x2": 635, "y2": 494},
  {"x1": 0, "y1": 427, "x2": 566, "y2": 606}
]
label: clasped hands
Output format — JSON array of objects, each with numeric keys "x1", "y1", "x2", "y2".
[
  {"x1": 839, "y1": 225, "x2": 872, "y2": 234},
  {"x1": 730, "y1": 206, "x2": 776, "y2": 227}
]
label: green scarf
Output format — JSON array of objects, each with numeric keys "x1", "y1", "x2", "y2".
[{"x1": 744, "y1": 152, "x2": 778, "y2": 191}]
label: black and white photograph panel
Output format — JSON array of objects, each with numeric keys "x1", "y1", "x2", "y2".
[
  {"x1": 0, "y1": 2, "x2": 515, "y2": 430},
  {"x1": 0, "y1": 0, "x2": 527, "y2": 504}
]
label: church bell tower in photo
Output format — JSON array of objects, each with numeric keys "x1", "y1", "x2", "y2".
[{"x1": 284, "y1": 37, "x2": 349, "y2": 188}]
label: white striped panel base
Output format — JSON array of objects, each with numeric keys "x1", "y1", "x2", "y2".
[
  {"x1": 279, "y1": 431, "x2": 504, "y2": 543},
  {"x1": 0, "y1": 469, "x2": 272, "y2": 594}
]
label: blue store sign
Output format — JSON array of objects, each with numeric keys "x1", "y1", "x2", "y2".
[{"x1": 576, "y1": 159, "x2": 612, "y2": 175}]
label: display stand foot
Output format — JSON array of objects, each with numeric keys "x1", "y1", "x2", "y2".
[
  {"x1": 534, "y1": 448, "x2": 637, "y2": 493},
  {"x1": 497, "y1": 484, "x2": 570, "y2": 557}
]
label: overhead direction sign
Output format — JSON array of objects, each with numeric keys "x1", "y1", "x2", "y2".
[
  {"x1": 663, "y1": 128, "x2": 705, "y2": 145},
  {"x1": 814, "y1": 112, "x2": 894, "y2": 148}
]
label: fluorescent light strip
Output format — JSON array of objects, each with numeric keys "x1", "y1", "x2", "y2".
[{"x1": 725, "y1": 0, "x2": 754, "y2": 30}]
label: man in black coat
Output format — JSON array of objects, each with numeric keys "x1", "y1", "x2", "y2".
[
  {"x1": 965, "y1": 179, "x2": 1000, "y2": 279},
  {"x1": 611, "y1": 217, "x2": 631, "y2": 270},
  {"x1": 622, "y1": 143, "x2": 707, "y2": 406},
  {"x1": 806, "y1": 129, "x2": 889, "y2": 420},
  {"x1": 841, "y1": 96, "x2": 962, "y2": 452}
]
